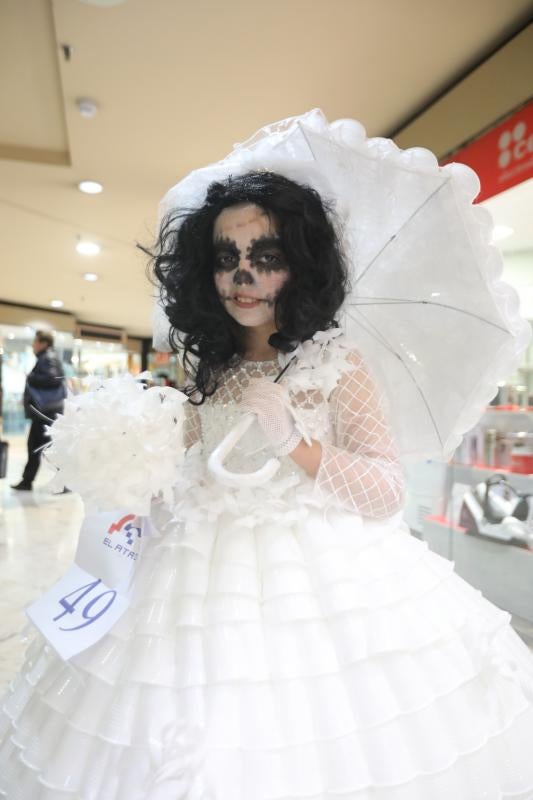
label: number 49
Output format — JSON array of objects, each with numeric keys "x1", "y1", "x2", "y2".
[{"x1": 53, "y1": 579, "x2": 117, "y2": 631}]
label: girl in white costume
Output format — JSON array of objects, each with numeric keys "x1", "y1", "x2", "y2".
[{"x1": 1, "y1": 115, "x2": 533, "y2": 800}]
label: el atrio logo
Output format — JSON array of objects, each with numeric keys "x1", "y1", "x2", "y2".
[{"x1": 103, "y1": 513, "x2": 142, "y2": 558}]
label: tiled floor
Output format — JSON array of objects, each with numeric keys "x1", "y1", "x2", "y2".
[
  {"x1": 0, "y1": 434, "x2": 83, "y2": 693},
  {"x1": 1, "y1": 433, "x2": 532, "y2": 698}
]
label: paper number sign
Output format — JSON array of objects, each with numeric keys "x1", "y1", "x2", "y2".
[
  {"x1": 53, "y1": 577, "x2": 117, "y2": 631},
  {"x1": 26, "y1": 563, "x2": 129, "y2": 661}
]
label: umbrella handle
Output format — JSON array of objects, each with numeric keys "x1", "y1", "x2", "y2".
[{"x1": 207, "y1": 412, "x2": 281, "y2": 488}]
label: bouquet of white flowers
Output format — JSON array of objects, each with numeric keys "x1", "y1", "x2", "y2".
[{"x1": 45, "y1": 374, "x2": 188, "y2": 515}]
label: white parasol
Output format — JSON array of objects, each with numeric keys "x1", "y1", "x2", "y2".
[{"x1": 154, "y1": 109, "x2": 530, "y2": 474}]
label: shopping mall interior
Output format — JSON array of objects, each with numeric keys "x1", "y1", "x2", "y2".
[{"x1": 1, "y1": 3, "x2": 533, "y2": 792}]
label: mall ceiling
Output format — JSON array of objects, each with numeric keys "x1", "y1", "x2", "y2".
[{"x1": 1, "y1": 0, "x2": 532, "y2": 337}]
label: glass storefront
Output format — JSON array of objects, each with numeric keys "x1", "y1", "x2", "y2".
[
  {"x1": 0, "y1": 328, "x2": 143, "y2": 433},
  {"x1": 146, "y1": 350, "x2": 184, "y2": 388},
  {"x1": 71, "y1": 339, "x2": 134, "y2": 392},
  {"x1": 0, "y1": 325, "x2": 74, "y2": 434}
]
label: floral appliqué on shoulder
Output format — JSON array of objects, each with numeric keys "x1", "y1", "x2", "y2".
[{"x1": 279, "y1": 328, "x2": 354, "y2": 398}]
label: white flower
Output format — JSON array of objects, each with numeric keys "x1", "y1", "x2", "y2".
[
  {"x1": 280, "y1": 329, "x2": 352, "y2": 397},
  {"x1": 46, "y1": 374, "x2": 188, "y2": 515}
]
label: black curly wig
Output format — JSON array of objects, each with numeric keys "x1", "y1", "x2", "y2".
[{"x1": 149, "y1": 171, "x2": 348, "y2": 402}]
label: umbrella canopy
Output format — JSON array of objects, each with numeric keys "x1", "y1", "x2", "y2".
[{"x1": 155, "y1": 110, "x2": 530, "y2": 462}]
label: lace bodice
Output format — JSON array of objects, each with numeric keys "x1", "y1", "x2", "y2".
[
  {"x1": 188, "y1": 359, "x2": 331, "y2": 481},
  {"x1": 183, "y1": 332, "x2": 405, "y2": 520}
]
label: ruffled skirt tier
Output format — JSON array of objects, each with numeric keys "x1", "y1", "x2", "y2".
[{"x1": 1, "y1": 508, "x2": 533, "y2": 799}]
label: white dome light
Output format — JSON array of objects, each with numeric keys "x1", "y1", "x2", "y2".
[
  {"x1": 76, "y1": 97, "x2": 99, "y2": 118},
  {"x1": 78, "y1": 180, "x2": 103, "y2": 194},
  {"x1": 76, "y1": 240, "x2": 101, "y2": 256},
  {"x1": 50, "y1": 300, "x2": 64, "y2": 308},
  {"x1": 79, "y1": 0, "x2": 128, "y2": 5},
  {"x1": 83, "y1": 272, "x2": 99, "y2": 282}
]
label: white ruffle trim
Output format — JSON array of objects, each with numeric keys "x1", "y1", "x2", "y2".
[{"x1": 2, "y1": 516, "x2": 533, "y2": 799}]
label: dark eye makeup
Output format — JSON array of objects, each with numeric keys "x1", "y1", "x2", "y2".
[
  {"x1": 246, "y1": 236, "x2": 287, "y2": 272},
  {"x1": 213, "y1": 234, "x2": 288, "y2": 273},
  {"x1": 213, "y1": 237, "x2": 240, "y2": 272}
]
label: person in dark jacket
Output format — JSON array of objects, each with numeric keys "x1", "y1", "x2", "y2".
[{"x1": 11, "y1": 330, "x2": 66, "y2": 491}]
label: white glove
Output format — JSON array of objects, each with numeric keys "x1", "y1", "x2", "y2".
[{"x1": 240, "y1": 378, "x2": 303, "y2": 456}]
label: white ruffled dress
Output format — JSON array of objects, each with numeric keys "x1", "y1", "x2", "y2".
[{"x1": 2, "y1": 331, "x2": 533, "y2": 800}]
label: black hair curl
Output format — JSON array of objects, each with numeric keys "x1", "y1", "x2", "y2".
[{"x1": 148, "y1": 171, "x2": 348, "y2": 403}]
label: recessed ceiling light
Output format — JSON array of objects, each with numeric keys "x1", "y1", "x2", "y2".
[
  {"x1": 78, "y1": 180, "x2": 103, "y2": 194},
  {"x1": 50, "y1": 300, "x2": 64, "y2": 308},
  {"x1": 76, "y1": 240, "x2": 101, "y2": 256},
  {"x1": 79, "y1": 0, "x2": 128, "y2": 5},
  {"x1": 492, "y1": 225, "x2": 514, "y2": 242},
  {"x1": 83, "y1": 272, "x2": 99, "y2": 282},
  {"x1": 76, "y1": 97, "x2": 99, "y2": 118}
]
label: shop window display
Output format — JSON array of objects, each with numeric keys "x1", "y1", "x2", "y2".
[
  {"x1": 0, "y1": 325, "x2": 74, "y2": 434},
  {"x1": 72, "y1": 339, "x2": 130, "y2": 392},
  {"x1": 147, "y1": 349, "x2": 185, "y2": 387},
  {"x1": 0, "y1": 330, "x2": 139, "y2": 437}
]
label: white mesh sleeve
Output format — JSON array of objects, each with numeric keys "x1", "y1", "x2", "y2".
[
  {"x1": 314, "y1": 350, "x2": 405, "y2": 519},
  {"x1": 183, "y1": 400, "x2": 202, "y2": 450}
]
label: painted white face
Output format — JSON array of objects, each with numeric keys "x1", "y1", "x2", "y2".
[{"x1": 213, "y1": 203, "x2": 289, "y2": 328}]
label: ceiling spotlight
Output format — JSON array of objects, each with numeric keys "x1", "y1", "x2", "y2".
[
  {"x1": 492, "y1": 225, "x2": 514, "y2": 242},
  {"x1": 76, "y1": 97, "x2": 99, "y2": 118},
  {"x1": 76, "y1": 240, "x2": 101, "y2": 256},
  {"x1": 83, "y1": 272, "x2": 99, "y2": 281},
  {"x1": 78, "y1": 180, "x2": 103, "y2": 194},
  {"x1": 50, "y1": 300, "x2": 64, "y2": 309}
]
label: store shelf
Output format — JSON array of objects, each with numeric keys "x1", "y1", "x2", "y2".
[
  {"x1": 511, "y1": 615, "x2": 533, "y2": 648},
  {"x1": 422, "y1": 514, "x2": 533, "y2": 623},
  {"x1": 449, "y1": 463, "x2": 533, "y2": 494},
  {"x1": 481, "y1": 408, "x2": 533, "y2": 433},
  {"x1": 422, "y1": 515, "x2": 464, "y2": 560}
]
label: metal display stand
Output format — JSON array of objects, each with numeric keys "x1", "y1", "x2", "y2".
[{"x1": 420, "y1": 462, "x2": 533, "y2": 623}]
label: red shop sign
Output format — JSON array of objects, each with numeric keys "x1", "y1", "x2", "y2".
[{"x1": 441, "y1": 98, "x2": 533, "y2": 202}]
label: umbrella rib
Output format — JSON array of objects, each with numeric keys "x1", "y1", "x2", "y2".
[
  {"x1": 296, "y1": 121, "x2": 318, "y2": 161},
  {"x1": 344, "y1": 308, "x2": 395, "y2": 354},
  {"x1": 353, "y1": 179, "x2": 451, "y2": 287},
  {"x1": 347, "y1": 298, "x2": 510, "y2": 334},
  {"x1": 346, "y1": 308, "x2": 444, "y2": 448}
]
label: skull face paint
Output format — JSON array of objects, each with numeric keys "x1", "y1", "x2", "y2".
[{"x1": 213, "y1": 204, "x2": 289, "y2": 328}]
